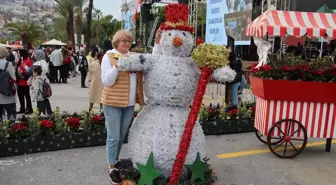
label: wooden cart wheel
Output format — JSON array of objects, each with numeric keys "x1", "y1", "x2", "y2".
[
  {"x1": 267, "y1": 119, "x2": 307, "y2": 159},
  {"x1": 255, "y1": 128, "x2": 283, "y2": 145}
]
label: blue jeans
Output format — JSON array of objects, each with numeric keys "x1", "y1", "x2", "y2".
[
  {"x1": 231, "y1": 82, "x2": 241, "y2": 106},
  {"x1": 103, "y1": 105, "x2": 134, "y2": 165},
  {"x1": 240, "y1": 75, "x2": 247, "y2": 90}
]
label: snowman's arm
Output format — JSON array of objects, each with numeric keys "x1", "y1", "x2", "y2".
[
  {"x1": 152, "y1": 44, "x2": 161, "y2": 56},
  {"x1": 118, "y1": 53, "x2": 155, "y2": 72},
  {"x1": 211, "y1": 65, "x2": 237, "y2": 83}
]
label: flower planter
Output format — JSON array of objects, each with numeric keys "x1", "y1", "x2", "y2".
[
  {"x1": 0, "y1": 130, "x2": 107, "y2": 158},
  {"x1": 249, "y1": 76, "x2": 336, "y2": 103},
  {"x1": 200, "y1": 119, "x2": 254, "y2": 135}
]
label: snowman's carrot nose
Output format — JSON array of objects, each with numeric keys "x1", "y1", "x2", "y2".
[{"x1": 173, "y1": 37, "x2": 183, "y2": 48}]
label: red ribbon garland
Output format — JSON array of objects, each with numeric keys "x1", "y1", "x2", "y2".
[
  {"x1": 133, "y1": 0, "x2": 142, "y2": 21},
  {"x1": 169, "y1": 66, "x2": 214, "y2": 185}
]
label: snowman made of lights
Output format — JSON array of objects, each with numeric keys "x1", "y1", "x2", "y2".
[{"x1": 118, "y1": 4, "x2": 236, "y2": 177}]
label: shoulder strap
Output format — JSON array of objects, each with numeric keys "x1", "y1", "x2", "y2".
[{"x1": 4, "y1": 61, "x2": 9, "y2": 71}]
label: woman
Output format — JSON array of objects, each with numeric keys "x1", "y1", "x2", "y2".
[
  {"x1": 28, "y1": 50, "x2": 49, "y2": 87},
  {"x1": 61, "y1": 49, "x2": 71, "y2": 83},
  {"x1": 101, "y1": 30, "x2": 144, "y2": 184},
  {"x1": 0, "y1": 45, "x2": 16, "y2": 121},
  {"x1": 88, "y1": 50, "x2": 103, "y2": 112},
  {"x1": 16, "y1": 49, "x2": 33, "y2": 114},
  {"x1": 229, "y1": 51, "x2": 243, "y2": 106},
  {"x1": 70, "y1": 48, "x2": 78, "y2": 78}
]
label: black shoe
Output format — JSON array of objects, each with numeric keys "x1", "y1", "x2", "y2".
[
  {"x1": 109, "y1": 169, "x2": 122, "y2": 184},
  {"x1": 114, "y1": 160, "x2": 121, "y2": 169},
  {"x1": 81, "y1": 86, "x2": 87, "y2": 88}
]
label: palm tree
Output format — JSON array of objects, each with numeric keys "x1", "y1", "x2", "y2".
[
  {"x1": 51, "y1": 17, "x2": 67, "y2": 42},
  {"x1": 85, "y1": 0, "x2": 94, "y2": 53},
  {"x1": 4, "y1": 22, "x2": 45, "y2": 48},
  {"x1": 93, "y1": 7, "x2": 103, "y2": 21},
  {"x1": 54, "y1": 0, "x2": 75, "y2": 45},
  {"x1": 73, "y1": 0, "x2": 88, "y2": 47},
  {"x1": 93, "y1": 8, "x2": 103, "y2": 45}
]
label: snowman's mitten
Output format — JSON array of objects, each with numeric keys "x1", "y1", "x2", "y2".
[
  {"x1": 211, "y1": 65, "x2": 237, "y2": 83},
  {"x1": 118, "y1": 53, "x2": 155, "y2": 72}
]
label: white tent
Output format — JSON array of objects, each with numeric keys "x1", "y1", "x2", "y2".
[{"x1": 41, "y1": 39, "x2": 67, "y2": 46}]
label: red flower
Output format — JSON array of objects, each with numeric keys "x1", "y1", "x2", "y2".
[
  {"x1": 196, "y1": 37, "x2": 203, "y2": 46},
  {"x1": 290, "y1": 66, "x2": 298, "y2": 71},
  {"x1": 249, "y1": 64, "x2": 259, "y2": 73},
  {"x1": 326, "y1": 65, "x2": 336, "y2": 74},
  {"x1": 91, "y1": 115, "x2": 103, "y2": 122},
  {"x1": 280, "y1": 66, "x2": 290, "y2": 71},
  {"x1": 10, "y1": 122, "x2": 28, "y2": 131},
  {"x1": 314, "y1": 69, "x2": 324, "y2": 75},
  {"x1": 40, "y1": 120, "x2": 53, "y2": 128},
  {"x1": 66, "y1": 117, "x2": 80, "y2": 128},
  {"x1": 165, "y1": 4, "x2": 189, "y2": 23},
  {"x1": 298, "y1": 64, "x2": 310, "y2": 72},
  {"x1": 160, "y1": 4, "x2": 194, "y2": 33},
  {"x1": 228, "y1": 109, "x2": 239, "y2": 115},
  {"x1": 259, "y1": 65, "x2": 273, "y2": 71}
]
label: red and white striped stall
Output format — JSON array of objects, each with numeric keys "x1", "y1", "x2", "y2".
[
  {"x1": 255, "y1": 97, "x2": 336, "y2": 139},
  {"x1": 244, "y1": 9, "x2": 336, "y2": 159},
  {"x1": 245, "y1": 10, "x2": 336, "y2": 38}
]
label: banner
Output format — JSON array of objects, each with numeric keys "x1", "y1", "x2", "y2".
[
  {"x1": 206, "y1": 0, "x2": 253, "y2": 46},
  {"x1": 124, "y1": 11, "x2": 136, "y2": 31}
]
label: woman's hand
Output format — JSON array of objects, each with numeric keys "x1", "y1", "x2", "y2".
[{"x1": 155, "y1": 29, "x2": 162, "y2": 44}]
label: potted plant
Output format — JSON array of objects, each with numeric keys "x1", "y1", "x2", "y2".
[
  {"x1": 199, "y1": 102, "x2": 255, "y2": 135},
  {"x1": 249, "y1": 54, "x2": 336, "y2": 103}
]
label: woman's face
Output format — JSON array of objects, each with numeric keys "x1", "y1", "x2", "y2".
[{"x1": 116, "y1": 37, "x2": 132, "y2": 54}]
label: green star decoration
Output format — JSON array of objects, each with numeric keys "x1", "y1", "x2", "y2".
[
  {"x1": 136, "y1": 152, "x2": 162, "y2": 185},
  {"x1": 186, "y1": 152, "x2": 211, "y2": 182}
]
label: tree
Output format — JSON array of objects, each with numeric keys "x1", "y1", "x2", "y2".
[
  {"x1": 73, "y1": 0, "x2": 88, "y2": 47},
  {"x1": 51, "y1": 17, "x2": 67, "y2": 42},
  {"x1": 93, "y1": 8, "x2": 103, "y2": 45},
  {"x1": 85, "y1": 0, "x2": 93, "y2": 53},
  {"x1": 197, "y1": 4, "x2": 206, "y2": 39},
  {"x1": 93, "y1": 7, "x2": 103, "y2": 20},
  {"x1": 4, "y1": 22, "x2": 45, "y2": 47},
  {"x1": 54, "y1": 0, "x2": 75, "y2": 45},
  {"x1": 90, "y1": 15, "x2": 122, "y2": 46}
]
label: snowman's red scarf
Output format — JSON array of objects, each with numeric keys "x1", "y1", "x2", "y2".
[{"x1": 169, "y1": 66, "x2": 213, "y2": 185}]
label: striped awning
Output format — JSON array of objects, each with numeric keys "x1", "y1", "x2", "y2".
[{"x1": 245, "y1": 10, "x2": 336, "y2": 38}]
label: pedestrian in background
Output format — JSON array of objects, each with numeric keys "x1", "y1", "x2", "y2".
[
  {"x1": 78, "y1": 49, "x2": 88, "y2": 88},
  {"x1": 0, "y1": 45, "x2": 16, "y2": 121},
  {"x1": 88, "y1": 50, "x2": 103, "y2": 112}
]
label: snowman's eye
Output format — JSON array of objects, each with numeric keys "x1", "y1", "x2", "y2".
[
  {"x1": 182, "y1": 32, "x2": 187, "y2": 37},
  {"x1": 168, "y1": 33, "x2": 171, "y2": 36}
]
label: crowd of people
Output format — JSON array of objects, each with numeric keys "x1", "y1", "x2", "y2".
[{"x1": 0, "y1": 44, "x2": 107, "y2": 121}]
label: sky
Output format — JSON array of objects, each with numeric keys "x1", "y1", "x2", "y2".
[{"x1": 93, "y1": 0, "x2": 123, "y2": 19}]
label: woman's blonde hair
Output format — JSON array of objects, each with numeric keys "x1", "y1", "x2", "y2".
[
  {"x1": 0, "y1": 45, "x2": 8, "y2": 59},
  {"x1": 112, "y1": 30, "x2": 133, "y2": 48}
]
